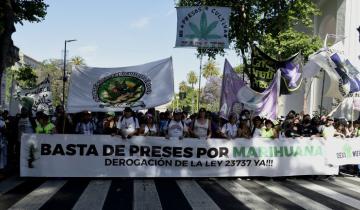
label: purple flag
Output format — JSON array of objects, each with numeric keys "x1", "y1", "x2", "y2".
[{"x1": 220, "y1": 59, "x2": 280, "y2": 120}]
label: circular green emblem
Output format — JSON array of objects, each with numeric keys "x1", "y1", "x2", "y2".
[{"x1": 97, "y1": 76, "x2": 146, "y2": 104}]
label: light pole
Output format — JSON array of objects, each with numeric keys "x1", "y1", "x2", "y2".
[{"x1": 63, "y1": 39, "x2": 77, "y2": 107}]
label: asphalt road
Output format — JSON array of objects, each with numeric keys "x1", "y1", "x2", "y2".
[{"x1": 1, "y1": 175, "x2": 360, "y2": 210}]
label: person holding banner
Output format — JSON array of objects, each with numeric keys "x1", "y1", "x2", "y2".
[
  {"x1": 261, "y1": 120, "x2": 277, "y2": 139},
  {"x1": 251, "y1": 116, "x2": 264, "y2": 137},
  {"x1": 319, "y1": 117, "x2": 337, "y2": 139},
  {"x1": 75, "y1": 111, "x2": 97, "y2": 135},
  {"x1": 220, "y1": 114, "x2": 238, "y2": 139},
  {"x1": 165, "y1": 109, "x2": 188, "y2": 140},
  {"x1": 102, "y1": 112, "x2": 118, "y2": 135},
  {"x1": 116, "y1": 107, "x2": 139, "y2": 139},
  {"x1": 35, "y1": 112, "x2": 55, "y2": 134},
  {"x1": 140, "y1": 114, "x2": 158, "y2": 136},
  {"x1": 189, "y1": 108, "x2": 212, "y2": 140}
]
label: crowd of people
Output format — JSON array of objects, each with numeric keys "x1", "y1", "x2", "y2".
[{"x1": 1, "y1": 105, "x2": 360, "y2": 177}]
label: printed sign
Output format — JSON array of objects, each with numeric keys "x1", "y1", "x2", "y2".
[
  {"x1": 21, "y1": 134, "x2": 340, "y2": 177},
  {"x1": 175, "y1": 6, "x2": 231, "y2": 49}
]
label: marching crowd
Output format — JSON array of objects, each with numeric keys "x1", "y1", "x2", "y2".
[{"x1": 1, "y1": 105, "x2": 360, "y2": 176}]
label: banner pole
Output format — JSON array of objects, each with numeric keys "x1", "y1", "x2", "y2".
[
  {"x1": 197, "y1": 52, "x2": 203, "y2": 112},
  {"x1": 320, "y1": 69, "x2": 326, "y2": 116},
  {"x1": 352, "y1": 95, "x2": 354, "y2": 128}
]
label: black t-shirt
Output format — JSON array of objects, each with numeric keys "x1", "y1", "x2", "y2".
[{"x1": 301, "y1": 124, "x2": 319, "y2": 137}]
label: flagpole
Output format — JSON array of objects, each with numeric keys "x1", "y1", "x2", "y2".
[
  {"x1": 352, "y1": 95, "x2": 354, "y2": 128},
  {"x1": 197, "y1": 52, "x2": 203, "y2": 112},
  {"x1": 320, "y1": 69, "x2": 326, "y2": 116}
]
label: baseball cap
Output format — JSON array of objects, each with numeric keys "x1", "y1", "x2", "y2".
[
  {"x1": 124, "y1": 107, "x2": 132, "y2": 112},
  {"x1": 173, "y1": 109, "x2": 182, "y2": 114}
]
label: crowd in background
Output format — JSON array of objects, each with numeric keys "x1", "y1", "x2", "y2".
[{"x1": 1, "y1": 105, "x2": 360, "y2": 177}]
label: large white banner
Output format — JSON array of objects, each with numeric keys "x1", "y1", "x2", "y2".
[
  {"x1": 16, "y1": 77, "x2": 53, "y2": 114},
  {"x1": 175, "y1": 6, "x2": 231, "y2": 48},
  {"x1": 67, "y1": 57, "x2": 174, "y2": 113},
  {"x1": 21, "y1": 134, "x2": 340, "y2": 177}
]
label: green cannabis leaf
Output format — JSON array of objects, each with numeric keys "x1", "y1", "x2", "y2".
[
  {"x1": 343, "y1": 144, "x2": 352, "y2": 158},
  {"x1": 185, "y1": 12, "x2": 221, "y2": 40}
]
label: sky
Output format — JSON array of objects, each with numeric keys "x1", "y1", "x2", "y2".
[{"x1": 13, "y1": 0, "x2": 241, "y2": 91}]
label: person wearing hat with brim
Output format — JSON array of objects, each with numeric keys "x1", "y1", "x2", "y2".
[
  {"x1": 116, "y1": 107, "x2": 139, "y2": 139},
  {"x1": 35, "y1": 112, "x2": 55, "y2": 134},
  {"x1": 319, "y1": 117, "x2": 336, "y2": 139},
  {"x1": 165, "y1": 109, "x2": 188, "y2": 140},
  {"x1": 103, "y1": 112, "x2": 117, "y2": 135},
  {"x1": 75, "y1": 111, "x2": 96, "y2": 135}
]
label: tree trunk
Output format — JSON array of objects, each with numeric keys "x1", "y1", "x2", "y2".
[{"x1": 0, "y1": 0, "x2": 16, "y2": 106}]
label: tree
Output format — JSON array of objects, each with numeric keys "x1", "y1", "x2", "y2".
[
  {"x1": 202, "y1": 59, "x2": 220, "y2": 79},
  {"x1": 15, "y1": 65, "x2": 38, "y2": 88},
  {"x1": 201, "y1": 76, "x2": 222, "y2": 112},
  {"x1": 177, "y1": 0, "x2": 322, "y2": 68},
  {"x1": 0, "y1": 0, "x2": 48, "y2": 98},
  {"x1": 179, "y1": 81, "x2": 188, "y2": 92},
  {"x1": 71, "y1": 56, "x2": 86, "y2": 66},
  {"x1": 37, "y1": 59, "x2": 63, "y2": 106},
  {"x1": 187, "y1": 70, "x2": 198, "y2": 89}
]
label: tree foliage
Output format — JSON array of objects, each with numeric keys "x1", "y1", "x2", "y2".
[
  {"x1": 201, "y1": 76, "x2": 222, "y2": 112},
  {"x1": 15, "y1": 65, "x2": 37, "y2": 88},
  {"x1": 71, "y1": 56, "x2": 86, "y2": 66},
  {"x1": 0, "y1": 0, "x2": 48, "y2": 99},
  {"x1": 202, "y1": 59, "x2": 220, "y2": 79},
  {"x1": 177, "y1": 0, "x2": 322, "y2": 65},
  {"x1": 187, "y1": 70, "x2": 198, "y2": 88}
]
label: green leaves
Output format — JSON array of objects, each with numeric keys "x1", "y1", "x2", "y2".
[{"x1": 185, "y1": 12, "x2": 220, "y2": 40}]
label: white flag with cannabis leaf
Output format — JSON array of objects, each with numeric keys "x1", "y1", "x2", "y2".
[{"x1": 175, "y1": 6, "x2": 231, "y2": 49}]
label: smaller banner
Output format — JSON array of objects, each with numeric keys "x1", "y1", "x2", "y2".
[
  {"x1": 21, "y1": 134, "x2": 339, "y2": 177},
  {"x1": 249, "y1": 47, "x2": 279, "y2": 92},
  {"x1": 15, "y1": 77, "x2": 53, "y2": 114},
  {"x1": 175, "y1": 6, "x2": 231, "y2": 49},
  {"x1": 67, "y1": 57, "x2": 174, "y2": 113},
  {"x1": 220, "y1": 59, "x2": 280, "y2": 120},
  {"x1": 325, "y1": 139, "x2": 360, "y2": 166},
  {"x1": 279, "y1": 53, "x2": 304, "y2": 95}
]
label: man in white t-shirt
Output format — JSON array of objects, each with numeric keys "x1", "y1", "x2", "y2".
[
  {"x1": 165, "y1": 109, "x2": 188, "y2": 139},
  {"x1": 117, "y1": 107, "x2": 139, "y2": 139}
]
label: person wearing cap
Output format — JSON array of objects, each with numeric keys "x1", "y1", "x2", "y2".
[
  {"x1": 103, "y1": 112, "x2": 117, "y2": 135},
  {"x1": 75, "y1": 111, "x2": 96, "y2": 135},
  {"x1": 319, "y1": 117, "x2": 336, "y2": 139},
  {"x1": 220, "y1": 114, "x2": 238, "y2": 139},
  {"x1": 165, "y1": 109, "x2": 188, "y2": 139},
  {"x1": 35, "y1": 112, "x2": 55, "y2": 134},
  {"x1": 189, "y1": 108, "x2": 212, "y2": 139},
  {"x1": 140, "y1": 114, "x2": 158, "y2": 136},
  {"x1": 117, "y1": 107, "x2": 139, "y2": 139}
]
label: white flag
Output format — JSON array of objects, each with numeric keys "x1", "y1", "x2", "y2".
[
  {"x1": 175, "y1": 6, "x2": 231, "y2": 49},
  {"x1": 303, "y1": 42, "x2": 348, "y2": 100},
  {"x1": 67, "y1": 57, "x2": 174, "y2": 113},
  {"x1": 16, "y1": 77, "x2": 53, "y2": 114}
]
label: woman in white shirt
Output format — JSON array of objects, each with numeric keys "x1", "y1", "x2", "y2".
[
  {"x1": 221, "y1": 114, "x2": 238, "y2": 139},
  {"x1": 140, "y1": 114, "x2": 158, "y2": 136},
  {"x1": 190, "y1": 108, "x2": 212, "y2": 139}
]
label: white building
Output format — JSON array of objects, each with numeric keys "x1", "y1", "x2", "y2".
[{"x1": 279, "y1": 0, "x2": 360, "y2": 119}]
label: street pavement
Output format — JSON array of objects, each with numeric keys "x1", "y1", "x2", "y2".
[{"x1": 1, "y1": 175, "x2": 360, "y2": 210}]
